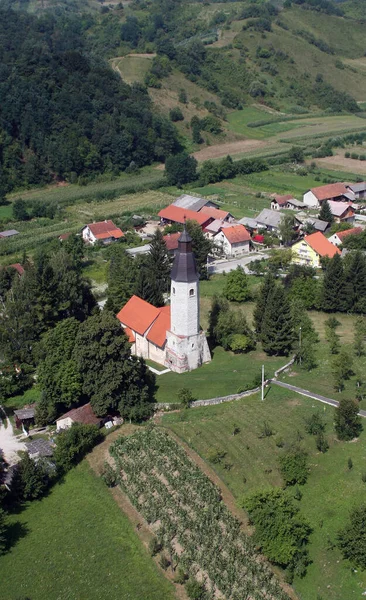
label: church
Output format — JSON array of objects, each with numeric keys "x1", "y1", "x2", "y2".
[{"x1": 116, "y1": 227, "x2": 211, "y2": 373}]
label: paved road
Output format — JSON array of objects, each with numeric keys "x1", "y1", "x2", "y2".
[
  {"x1": 271, "y1": 380, "x2": 366, "y2": 418},
  {"x1": 208, "y1": 252, "x2": 269, "y2": 275}
]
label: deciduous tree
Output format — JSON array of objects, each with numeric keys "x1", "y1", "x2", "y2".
[
  {"x1": 334, "y1": 398, "x2": 362, "y2": 440},
  {"x1": 223, "y1": 266, "x2": 250, "y2": 302}
]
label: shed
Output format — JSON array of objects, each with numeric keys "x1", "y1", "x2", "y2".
[
  {"x1": 56, "y1": 403, "x2": 103, "y2": 431},
  {"x1": 25, "y1": 439, "x2": 54, "y2": 459},
  {"x1": 14, "y1": 407, "x2": 35, "y2": 430}
]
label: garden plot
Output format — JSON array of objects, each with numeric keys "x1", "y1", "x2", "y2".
[{"x1": 110, "y1": 427, "x2": 290, "y2": 600}]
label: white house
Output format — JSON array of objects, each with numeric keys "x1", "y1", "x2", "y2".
[
  {"x1": 328, "y1": 227, "x2": 363, "y2": 246},
  {"x1": 56, "y1": 403, "x2": 103, "y2": 431},
  {"x1": 81, "y1": 220, "x2": 124, "y2": 245},
  {"x1": 303, "y1": 183, "x2": 353, "y2": 208},
  {"x1": 213, "y1": 224, "x2": 251, "y2": 257},
  {"x1": 117, "y1": 227, "x2": 211, "y2": 373}
]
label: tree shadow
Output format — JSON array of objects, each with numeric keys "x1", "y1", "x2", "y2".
[{"x1": 4, "y1": 520, "x2": 29, "y2": 553}]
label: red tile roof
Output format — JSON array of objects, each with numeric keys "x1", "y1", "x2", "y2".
[
  {"x1": 86, "y1": 220, "x2": 124, "y2": 240},
  {"x1": 59, "y1": 233, "x2": 71, "y2": 241},
  {"x1": 221, "y1": 224, "x2": 251, "y2": 244},
  {"x1": 8, "y1": 263, "x2": 25, "y2": 276},
  {"x1": 158, "y1": 205, "x2": 212, "y2": 227},
  {"x1": 310, "y1": 183, "x2": 348, "y2": 201},
  {"x1": 147, "y1": 306, "x2": 170, "y2": 348},
  {"x1": 273, "y1": 194, "x2": 293, "y2": 205},
  {"x1": 199, "y1": 206, "x2": 230, "y2": 220},
  {"x1": 304, "y1": 232, "x2": 341, "y2": 258},
  {"x1": 116, "y1": 295, "x2": 161, "y2": 335},
  {"x1": 124, "y1": 326, "x2": 136, "y2": 343},
  {"x1": 56, "y1": 403, "x2": 101, "y2": 426},
  {"x1": 163, "y1": 232, "x2": 181, "y2": 251},
  {"x1": 336, "y1": 227, "x2": 363, "y2": 241}
]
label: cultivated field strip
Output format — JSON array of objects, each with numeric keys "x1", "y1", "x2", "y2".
[{"x1": 110, "y1": 427, "x2": 290, "y2": 600}]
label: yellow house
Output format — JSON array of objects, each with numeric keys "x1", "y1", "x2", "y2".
[{"x1": 292, "y1": 231, "x2": 341, "y2": 268}]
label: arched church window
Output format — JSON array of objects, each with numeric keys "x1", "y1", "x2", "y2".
[
  {"x1": 189, "y1": 288, "x2": 195, "y2": 297},
  {"x1": 173, "y1": 287, "x2": 176, "y2": 295}
]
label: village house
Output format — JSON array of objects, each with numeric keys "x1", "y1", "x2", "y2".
[
  {"x1": 328, "y1": 227, "x2": 363, "y2": 247},
  {"x1": 56, "y1": 402, "x2": 103, "y2": 431},
  {"x1": 297, "y1": 216, "x2": 329, "y2": 234},
  {"x1": 158, "y1": 205, "x2": 214, "y2": 229},
  {"x1": 172, "y1": 194, "x2": 219, "y2": 212},
  {"x1": 346, "y1": 182, "x2": 366, "y2": 200},
  {"x1": 117, "y1": 227, "x2": 211, "y2": 373},
  {"x1": 81, "y1": 220, "x2": 124, "y2": 245},
  {"x1": 270, "y1": 195, "x2": 305, "y2": 211},
  {"x1": 291, "y1": 231, "x2": 340, "y2": 268},
  {"x1": 238, "y1": 217, "x2": 258, "y2": 234},
  {"x1": 163, "y1": 232, "x2": 181, "y2": 254},
  {"x1": 204, "y1": 219, "x2": 232, "y2": 239},
  {"x1": 213, "y1": 224, "x2": 251, "y2": 257},
  {"x1": 303, "y1": 183, "x2": 354, "y2": 208},
  {"x1": 327, "y1": 201, "x2": 355, "y2": 224},
  {"x1": 199, "y1": 206, "x2": 234, "y2": 222}
]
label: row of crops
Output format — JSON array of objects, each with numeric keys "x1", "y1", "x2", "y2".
[{"x1": 110, "y1": 427, "x2": 290, "y2": 600}]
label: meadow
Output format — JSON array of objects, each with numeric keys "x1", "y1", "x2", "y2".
[
  {"x1": 162, "y1": 387, "x2": 366, "y2": 600},
  {"x1": 0, "y1": 461, "x2": 175, "y2": 600}
]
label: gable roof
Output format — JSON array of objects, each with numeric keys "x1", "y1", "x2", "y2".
[
  {"x1": 328, "y1": 201, "x2": 355, "y2": 218},
  {"x1": 163, "y1": 232, "x2": 181, "y2": 251},
  {"x1": 147, "y1": 306, "x2": 170, "y2": 348},
  {"x1": 310, "y1": 183, "x2": 348, "y2": 201},
  {"x1": 199, "y1": 206, "x2": 231, "y2": 220},
  {"x1": 287, "y1": 198, "x2": 306, "y2": 208},
  {"x1": 299, "y1": 216, "x2": 329, "y2": 232},
  {"x1": 348, "y1": 182, "x2": 366, "y2": 194},
  {"x1": 85, "y1": 220, "x2": 124, "y2": 240},
  {"x1": 158, "y1": 205, "x2": 212, "y2": 227},
  {"x1": 172, "y1": 194, "x2": 212, "y2": 212},
  {"x1": 221, "y1": 224, "x2": 251, "y2": 244},
  {"x1": 255, "y1": 208, "x2": 285, "y2": 228},
  {"x1": 116, "y1": 295, "x2": 161, "y2": 336},
  {"x1": 335, "y1": 227, "x2": 363, "y2": 242},
  {"x1": 205, "y1": 219, "x2": 232, "y2": 235},
  {"x1": 8, "y1": 263, "x2": 25, "y2": 276},
  {"x1": 238, "y1": 217, "x2": 258, "y2": 229},
  {"x1": 56, "y1": 402, "x2": 101, "y2": 426},
  {"x1": 26, "y1": 439, "x2": 53, "y2": 457},
  {"x1": 272, "y1": 194, "x2": 294, "y2": 206},
  {"x1": 304, "y1": 232, "x2": 341, "y2": 258}
]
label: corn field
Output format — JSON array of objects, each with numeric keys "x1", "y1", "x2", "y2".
[{"x1": 110, "y1": 427, "x2": 290, "y2": 600}]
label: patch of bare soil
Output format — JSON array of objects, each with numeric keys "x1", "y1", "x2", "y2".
[
  {"x1": 192, "y1": 139, "x2": 267, "y2": 161},
  {"x1": 311, "y1": 155, "x2": 366, "y2": 175},
  {"x1": 287, "y1": 398, "x2": 302, "y2": 406}
]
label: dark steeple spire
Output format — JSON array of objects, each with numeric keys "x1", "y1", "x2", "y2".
[{"x1": 171, "y1": 223, "x2": 198, "y2": 283}]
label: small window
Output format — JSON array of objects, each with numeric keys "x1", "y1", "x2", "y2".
[
  {"x1": 172, "y1": 287, "x2": 176, "y2": 295},
  {"x1": 189, "y1": 288, "x2": 195, "y2": 297}
]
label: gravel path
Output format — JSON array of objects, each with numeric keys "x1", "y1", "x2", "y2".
[{"x1": 0, "y1": 406, "x2": 26, "y2": 465}]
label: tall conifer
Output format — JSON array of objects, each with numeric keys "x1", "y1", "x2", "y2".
[
  {"x1": 319, "y1": 200, "x2": 333, "y2": 223},
  {"x1": 321, "y1": 254, "x2": 345, "y2": 312},
  {"x1": 261, "y1": 283, "x2": 294, "y2": 356},
  {"x1": 253, "y1": 272, "x2": 276, "y2": 337}
]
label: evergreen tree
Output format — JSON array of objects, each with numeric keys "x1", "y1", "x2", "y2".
[
  {"x1": 223, "y1": 266, "x2": 250, "y2": 302},
  {"x1": 73, "y1": 311, "x2": 156, "y2": 419},
  {"x1": 321, "y1": 254, "x2": 345, "y2": 312},
  {"x1": 186, "y1": 220, "x2": 213, "y2": 280},
  {"x1": 146, "y1": 228, "x2": 171, "y2": 299},
  {"x1": 343, "y1": 251, "x2": 366, "y2": 313},
  {"x1": 337, "y1": 504, "x2": 366, "y2": 569},
  {"x1": 319, "y1": 200, "x2": 333, "y2": 223},
  {"x1": 208, "y1": 295, "x2": 229, "y2": 345},
  {"x1": 354, "y1": 316, "x2": 366, "y2": 356},
  {"x1": 261, "y1": 283, "x2": 294, "y2": 356},
  {"x1": 253, "y1": 272, "x2": 276, "y2": 337},
  {"x1": 290, "y1": 298, "x2": 318, "y2": 369},
  {"x1": 334, "y1": 398, "x2": 362, "y2": 440},
  {"x1": 135, "y1": 262, "x2": 164, "y2": 307},
  {"x1": 105, "y1": 246, "x2": 137, "y2": 313}
]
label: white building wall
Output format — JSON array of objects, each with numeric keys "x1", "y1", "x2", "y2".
[
  {"x1": 328, "y1": 233, "x2": 341, "y2": 246},
  {"x1": 56, "y1": 416, "x2": 74, "y2": 431},
  {"x1": 170, "y1": 280, "x2": 199, "y2": 338},
  {"x1": 303, "y1": 191, "x2": 319, "y2": 208},
  {"x1": 81, "y1": 226, "x2": 97, "y2": 244},
  {"x1": 165, "y1": 330, "x2": 211, "y2": 373}
]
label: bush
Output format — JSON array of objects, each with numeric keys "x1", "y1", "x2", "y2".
[
  {"x1": 337, "y1": 504, "x2": 366, "y2": 569},
  {"x1": 278, "y1": 447, "x2": 308, "y2": 486},
  {"x1": 149, "y1": 537, "x2": 162, "y2": 556},
  {"x1": 169, "y1": 107, "x2": 184, "y2": 122},
  {"x1": 102, "y1": 462, "x2": 118, "y2": 487},
  {"x1": 185, "y1": 579, "x2": 206, "y2": 600},
  {"x1": 54, "y1": 423, "x2": 102, "y2": 472}
]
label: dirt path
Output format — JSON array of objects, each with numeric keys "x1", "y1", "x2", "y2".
[{"x1": 86, "y1": 427, "x2": 188, "y2": 600}]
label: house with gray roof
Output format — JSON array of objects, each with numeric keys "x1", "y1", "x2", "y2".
[
  {"x1": 254, "y1": 209, "x2": 286, "y2": 231},
  {"x1": 346, "y1": 182, "x2": 366, "y2": 200},
  {"x1": 298, "y1": 216, "x2": 329, "y2": 233},
  {"x1": 172, "y1": 194, "x2": 219, "y2": 212},
  {"x1": 25, "y1": 439, "x2": 54, "y2": 460},
  {"x1": 0, "y1": 229, "x2": 19, "y2": 239}
]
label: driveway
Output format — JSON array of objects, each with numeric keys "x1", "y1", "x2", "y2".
[
  {"x1": 0, "y1": 406, "x2": 26, "y2": 465},
  {"x1": 208, "y1": 252, "x2": 269, "y2": 275}
]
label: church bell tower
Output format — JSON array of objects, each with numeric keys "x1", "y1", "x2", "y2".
[{"x1": 165, "y1": 225, "x2": 211, "y2": 373}]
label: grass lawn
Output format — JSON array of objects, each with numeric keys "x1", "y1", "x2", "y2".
[
  {"x1": 2, "y1": 386, "x2": 41, "y2": 414},
  {"x1": 82, "y1": 257, "x2": 108, "y2": 284},
  {"x1": 1, "y1": 461, "x2": 175, "y2": 600},
  {"x1": 0, "y1": 203, "x2": 13, "y2": 220},
  {"x1": 162, "y1": 387, "x2": 366, "y2": 600},
  {"x1": 155, "y1": 346, "x2": 285, "y2": 403}
]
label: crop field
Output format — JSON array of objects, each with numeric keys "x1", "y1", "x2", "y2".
[
  {"x1": 162, "y1": 387, "x2": 366, "y2": 600},
  {"x1": 110, "y1": 426, "x2": 291, "y2": 600},
  {"x1": 314, "y1": 151, "x2": 366, "y2": 175},
  {"x1": 0, "y1": 461, "x2": 175, "y2": 600}
]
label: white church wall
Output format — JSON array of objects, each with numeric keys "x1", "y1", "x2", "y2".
[{"x1": 170, "y1": 280, "x2": 199, "y2": 338}]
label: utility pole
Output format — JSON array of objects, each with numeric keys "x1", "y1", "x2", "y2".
[
  {"x1": 299, "y1": 326, "x2": 302, "y2": 366},
  {"x1": 261, "y1": 364, "x2": 265, "y2": 401}
]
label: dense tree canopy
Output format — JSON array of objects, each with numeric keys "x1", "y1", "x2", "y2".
[
  {"x1": 337, "y1": 504, "x2": 366, "y2": 569},
  {"x1": 0, "y1": 9, "x2": 181, "y2": 192}
]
